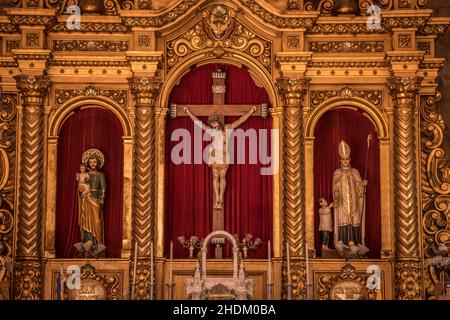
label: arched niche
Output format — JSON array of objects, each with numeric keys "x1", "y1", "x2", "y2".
[
  {"x1": 45, "y1": 99, "x2": 133, "y2": 259},
  {"x1": 304, "y1": 101, "x2": 391, "y2": 260}
]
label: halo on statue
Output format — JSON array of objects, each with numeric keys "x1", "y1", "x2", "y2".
[{"x1": 82, "y1": 148, "x2": 105, "y2": 169}]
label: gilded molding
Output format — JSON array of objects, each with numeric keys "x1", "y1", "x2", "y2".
[
  {"x1": 310, "y1": 41, "x2": 385, "y2": 53},
  {"x1": 55, "y1": 85, "x2": 128, "y2": 108},
  {"x1": 383, "y1": 17, "x2": 429, "y2": 30},
  {"x1": 277, "y1": 77, "x2": 310, "y2": 300},
  {"x1": 309, "y1": 23, "x2": 386, "y2": 34},
  {"x1": 0, "y1": 23, "x2": 19, "y2": 33},
  {"x1": 308, "y1": 61, "x2": 388, "y2": 68},
  {"x1": 310, "y1": 87, "x2": 382, "y2": 111},
  {"x1": 49, "y1": 60, "x2": 130, "y2": 68},
  {"x1": 53, "y1": 40, "x2": 129, "y2": 52},
  {"x1": 166, "y1": 6, "x2": 272, "y2": 74},
  {"x1": 8, "y1": 15, "x2": 55, "y2": 26},
  {"x1": 419, "y1": 24, "x2": 449, "y2": 36},
  {"x1": 50, "y1": 22, "x2": 131, "y2": 33}
]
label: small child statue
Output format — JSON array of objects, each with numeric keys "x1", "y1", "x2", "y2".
[
  {"x1": 76, "y1": 163, "x2": 91, "y2": 197},
  {"x1": 318, "y1": 197, "x2": 334, "y2": 250}
]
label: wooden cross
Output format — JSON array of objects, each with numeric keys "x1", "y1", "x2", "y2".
[{"x1": 169, "y1": 69, "x2": 267, "y2": 258}]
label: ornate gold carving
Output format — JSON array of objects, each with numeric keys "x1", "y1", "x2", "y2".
[
  {"x1": 55, "y1": 85, "x2": 128, "y2": 108},
  {"x1": 59, "y1": 263, "x2": 122, "y2": 300},
  {"x1": 398, "y1": 35, "x2": 411, "y2": 48},
  {"x1": 129, "y1": 259, "x2": 152, "y2": 300},
  {"x1": 310, "y1": 41, "x2": 384, "y2": 53},
  {"x1": 50, "y1": 22, "x2": 131, "y2": 33},
  {"x1": 286, "y1": 0, "x2": 335, "y2": 13},
  {"x1": 308, "y1": 61, "x2": 388, "y2": 68},
  {"x1": 0, "y1": 61, "x2": 18, "y2": 68},
  {"x1": 282, "y1": 260, "x2": 306, "y2": 300},
  {"x1": 277, "y1": 77, "x2": 310, "y2": 300},
  {"x1": 388, "y1": 76, "x2": 423, "y2": 300},
  {"x1": 394, "y1": 261, "x2": 422, "y2": 300},
  {"x1": 419, "y1": 24, "x2": 449, "y2": 37},
  {"x1": 240, "y1": 0, "x2": 315, "y2": 28},
  {"x1": 287, "y1": 36, "x2": 300, "y2": 48},
  {"x1": 310, "y1": 87, "x2": 382, "y2": 110},
  {"x1": 14, "y1": 76, "x2": 50, "y2": 300},
  {"x1": 138, "y1": 35, "x2": 151, "y2": 47},
  {"x1": 49, "y1": 60, "x2": 130, "y2": 68},
  {"x1": 309, "y1": 23, "x2": 386, "y2": 34},
  {"x1": 8, "y1": 15, "x2": 55, "y2": 26},
  {"x1": 53, "y1": 40, "x2": 129, "y2": 52},
  {"x1": 166, "y1": 5, "x2": 272, "y2": 73},
  {"x1": 388, "y1": 76, "x2": 422, "y2": 258},
  {"x1": 128, "y1": 77, "x2": 161, "y2": 299},
  {"x1": 417, "y1": 42, "x2": 431, "y2": 55},
  {"x1": 26, "y1": 33, "x2": 40, "y2": 47},
  {"x1": 0, "y1": 23, "x2": 19, "y2": 33},
  {"x1": 122, "y1": 0, "x2": 197, "y2": 27},
  {"x1": 6, "y1": 40, "x2": 20, "y2": 53},
  {"x1": 317, "y1": 263, "x2": 377, "y2": 300},
  {"x1": 420, "y1": 93, "x2": 450, "y2": 299},
  {"x1": 387, "y1": 55, "x2": 423, "y2": 63},
  {"x1": 383, "y1": 17, "x2": 429, "y2": 30},
  {"x1": 0, "y1": 94, "x2": 17, "y2": 267},
  {"x1": 420, "y1": 62, "x2": 445, "y2": 70},
  {"x1": 13, "y1": 260, "x2": 41, "y2": 300}
]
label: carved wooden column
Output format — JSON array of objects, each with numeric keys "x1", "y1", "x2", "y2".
[
  {"x1": 276, "y1": 77, "x2": 310, "y2": 300},
  {"x1": 128, "y1": 76, "x2": 162, "y2": 300},
  {"x1": 388, "y1": 76, "x2": 423, "y2": 300},
  {"x1": 14, "y1": 75, "x2": 50, "y2": 300}
]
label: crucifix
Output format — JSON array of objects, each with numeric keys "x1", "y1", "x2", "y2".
[{"x1": 170, "y1": 69, "x2": 267, "y2": 258}]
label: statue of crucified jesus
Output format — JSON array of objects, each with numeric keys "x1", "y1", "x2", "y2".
[{"x1": 184, "y1": 105, "x2": 258, "y2": 209}]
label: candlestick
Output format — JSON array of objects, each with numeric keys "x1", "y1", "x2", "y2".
[
  {"x1": 268, "y1": 240, "x2": 272, "y2": 284},
  {"x1": 150, "y1": 241, "x2": 154, "y2": 300},
  {"x1": 131, "y1": 241, "x2": 137, "y2": 300},
  {"x1": 286, "y1": 242, "x2": 291, "y2": 284},
  {"x1": 168, "y1": 241, "x2": 174, "y2": 300},
  {"x1": 286, "y1": 242, "x2": 292, "y2": 300},
  {"x1": 305, "y1": 241, "x2": 310, "y2": 300},
  {"x1": 267, "y1": 240, "x2": 273, "y2": 300}
]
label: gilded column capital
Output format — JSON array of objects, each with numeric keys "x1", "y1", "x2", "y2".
[
  {"x1": 276, "y1": 77, "x2": 310, "y2": 108},
  {"x1": 15, "y1": 75, "x2": 51, "y2": 106},
  {"x1": 128, "y1": 76, "x2": 162, "y2": 107}
]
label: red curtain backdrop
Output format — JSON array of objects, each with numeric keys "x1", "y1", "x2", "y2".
[
  {"x1": 313, "y1": 108, "x2": 381, "y2": 258},
  {"x1": 55, "y1": 108, "x2": 124, "y2": 258},
  {"x1": 165, "y1": 64, "x2": 273, "y2": 258}
]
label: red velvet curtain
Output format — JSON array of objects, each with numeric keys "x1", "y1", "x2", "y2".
[
  {"x1": 313, "y1": 108, "x2": 381, "y2": 258},
  {"x1": 165, "y1": 64, "x2": 273, "y2": 258},
  {"x1": 56, "y1": 108, "x2": 124, "y2": 258}
]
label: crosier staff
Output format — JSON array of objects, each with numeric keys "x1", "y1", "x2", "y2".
[{"x1": 361, "y1": 134, "x2": 372, "y2": 247}]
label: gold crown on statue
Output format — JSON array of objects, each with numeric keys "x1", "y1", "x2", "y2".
[
  {"x1": 82, "y1": 148, "x2": 105, "y2": 169},
  {"x1": 338, "y1": 140, "x2": 351, "y2": 159}
]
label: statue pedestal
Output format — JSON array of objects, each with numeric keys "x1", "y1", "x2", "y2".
[{"x1": 322, "y1": 248, "x2": 339, "y2": 259}]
